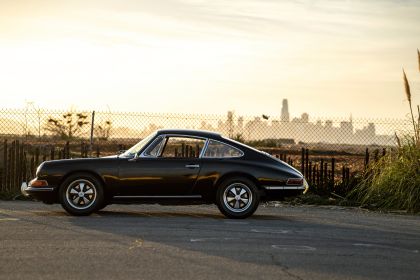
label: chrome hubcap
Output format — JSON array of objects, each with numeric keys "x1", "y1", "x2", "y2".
[
  {"x1": 223, "y1": 183, "x2": 253, "y2": 213},
  {"x1": 65, "y1": 179, "x2": 97, "y2": 210}
]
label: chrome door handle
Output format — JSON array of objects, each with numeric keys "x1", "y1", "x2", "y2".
[{"x1": 185, "y1": 164, "x2": 200, "y2": 168}]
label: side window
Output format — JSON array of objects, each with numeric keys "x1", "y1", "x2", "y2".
[
  {"x1": 143, "y1": 136, "x2": 165, "y2": 157},
  {"x1": 160, "y1": 137, "x2": 206, "y2": 158},
  {"x1": 204, "y1": 140, "x2": 243, "y2": 158}
]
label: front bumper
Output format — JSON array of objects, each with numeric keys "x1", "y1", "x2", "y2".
[{"x1": 21, "y1": 179, "x2": 57, "y2": 202}]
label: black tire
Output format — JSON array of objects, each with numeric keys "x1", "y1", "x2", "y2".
[
  {"x1": 42, "y1": 200, "x2": 54, "y2": 205},
  {"x1": 216, "y1": 176, "x2": 260, "y2": 219},
  {"x1": 59, "y1": 173, "x2": 104, "y2": 216},
  {"x1": 96, "y1": 196, "x2": 112, "y2": 212}
]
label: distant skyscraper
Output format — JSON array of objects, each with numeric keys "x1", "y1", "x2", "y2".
[{"x1": 281, "y1": 99, "x2": 290, "y2": 122}]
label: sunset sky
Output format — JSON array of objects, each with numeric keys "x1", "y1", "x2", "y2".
[{"x1": 0, "y1": 0, "x2": 419, "y2": 119}]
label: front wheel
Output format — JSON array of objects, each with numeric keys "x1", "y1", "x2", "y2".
[
  {"x1": 216, "y1": 177, "x2": 260, "y2": 219},
  {"x1": 59, "y1": 173, "x2": 104, "y2": 216}
]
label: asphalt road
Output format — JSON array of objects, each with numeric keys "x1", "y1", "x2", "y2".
[{"x1": 0, "y1": 201, "x2": 419, "y2": 280}]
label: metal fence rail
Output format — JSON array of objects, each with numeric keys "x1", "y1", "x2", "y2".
[{"x1": 0, "y1": 108, "x2": 412, "y2": 146}]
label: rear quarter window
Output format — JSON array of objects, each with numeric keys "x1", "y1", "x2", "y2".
[{"x1": 204, "y1": 140, "x2": 243, "y2": 158}]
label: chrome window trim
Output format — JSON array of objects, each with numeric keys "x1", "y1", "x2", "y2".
[
  {"x1": 201, "y1": 139, "x2": 244, "y2": 159},
  {"x1": 140, "y1": 134, "x2": 208, "y2": 158},
  {"x1": 156, "y1": 137, "x2": 167, "y2": 157},
  {"x1": 139, "y1": 135, "x2": 165, "y2": 158},
  {"x1": 199, "y1": 139, "x2": 210, "y2": 158}
]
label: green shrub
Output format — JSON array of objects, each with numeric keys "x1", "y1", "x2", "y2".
[{"x1": 350, "y1": 140, "x2": 420, "y2": 212}]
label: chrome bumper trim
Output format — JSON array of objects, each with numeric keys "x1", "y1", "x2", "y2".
[
  {"x1": 263, "y1": 185, "x2": 306, "y2": 190},
  {"x1": 26, "y1": 187, "x2": 54, "y2": 191}
]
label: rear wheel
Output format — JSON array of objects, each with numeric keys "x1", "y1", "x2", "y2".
[
  {"x1": 216, "y1": 177, "x2": 260, "y2": 219},
  {"x1": 59, "y1": 173, "x2": 104, "y2": 216}
]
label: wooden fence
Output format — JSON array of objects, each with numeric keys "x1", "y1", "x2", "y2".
[{"x1": 0, "y1": 139, "x2": 385, "y2": 197}]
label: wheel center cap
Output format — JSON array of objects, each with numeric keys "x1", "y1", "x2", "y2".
[
  {"x1": 235, "y1": 195, "x2": 241, "y2": 200},
  {"x1": 78, "y1": 192, "x2": 85, "y2": 197}
]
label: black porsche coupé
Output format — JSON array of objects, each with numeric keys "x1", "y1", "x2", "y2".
[{"x1": 22, "y1": 129, "x2": 308, "y2": 218}]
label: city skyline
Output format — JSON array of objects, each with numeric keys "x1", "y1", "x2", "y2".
[{"x1": 0, "y1": 100, "x2": 411, "y2": 146}]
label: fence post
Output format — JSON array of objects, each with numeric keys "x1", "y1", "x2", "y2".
[
  {"x1": 331, "y1": 157, "x2": 335, "y2": 184},
  {"x1": 81, "y1": 142, "x2": 85, "y2": 158},
  {"x1": 301, "y1": 148, "x2": 304, "y2": 174},
  {"x1": 10, "y1": 141, "x2": 15, "y2": 193},
  {"x1": 15, "y1": 140, "x2": 19, "y2": 192},
  {"x1": 364, "y1": 148, "x2": 369, "y2": 168},
  {"x1": 30, "y1": 156, "x2": 35, "y2": 179},
  {"x1": 316, "y1": 164, "x2": 320, "y2": 186},
  {"x1": 324, "y1": 162, "x2": 328, "y2": 184},
  {"x1": 90, "y1": 111, "x2": 95, "y2": 157},
  {"x1": 19, "y1": 141, "x2": 24, "y2": 188},
  {"x1": 308, "y1": 161, "x2": 312, "y2": 184},
  {"x1": 65, "y1": 141, "x2": 70, "y2": 158},
  {"x1": 35, "y1": 147, "x2": 40, "y2": 167},
  {"x1": 2, "y1": 140, "x2": 7, "y2": 192},
  {"x1": 312, "y1": 163, "x2": 316, "y2": 187},
  {"x1": 374, "y1": 149, "x2": 379, "y2": 162},
  {"x1": 22, "y1": 151, "x2": 27, "y2": 183},
  {"x1": 345, "y1": 167, "x2": 350, "y2": 187}
]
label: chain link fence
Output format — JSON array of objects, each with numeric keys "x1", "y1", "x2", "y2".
[
  {"x1": 0, "y1": 108, "x2": 413, "y2": 197},
  {"x1": 0, "y1": 108, "x2": 412, "y2": 145}
]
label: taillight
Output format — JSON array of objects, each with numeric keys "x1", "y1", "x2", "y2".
[{"x1": 286, "y1": 178, "x2": 303, "y2": 185}]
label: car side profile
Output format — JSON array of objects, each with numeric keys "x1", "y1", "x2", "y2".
[{"x1": 22, "y1": 129, "x2": 308, "y2": 218}]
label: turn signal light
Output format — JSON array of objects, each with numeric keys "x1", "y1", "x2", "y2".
[
  {"x1": 286, "y1": 178, "x2": 303, "y2": 185},
  {"x1": 29, "y1": 179, "x2": 49, "y2": 187}
]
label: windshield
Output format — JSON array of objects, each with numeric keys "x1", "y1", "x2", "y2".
[{"x1": 121, "y1": 132, "x2": 156, "y2": 158}]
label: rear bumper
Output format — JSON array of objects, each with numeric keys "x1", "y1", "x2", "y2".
[{"x1": 262, "y1": 179, "x2": 309, "y2": 198}]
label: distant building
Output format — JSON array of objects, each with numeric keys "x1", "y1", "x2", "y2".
[
  {"x1": 281, "y1": 99, "x2": 290, "y2": 122},
  {"x1": 301, "y1": 113, "x2": 309, "y2": 123}
]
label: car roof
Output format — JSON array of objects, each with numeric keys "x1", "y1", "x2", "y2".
[{"x1": 156, "y1": 129, "x2": 222, "y2": 139}]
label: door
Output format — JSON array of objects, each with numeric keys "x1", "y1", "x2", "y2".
[{"x1": 118, "y1": 135, "x2": 206, "y2": 196}]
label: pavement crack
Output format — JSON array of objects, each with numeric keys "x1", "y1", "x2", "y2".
[{"x1": 269, "y1": 253, "x2": 304, "y2": 280}]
